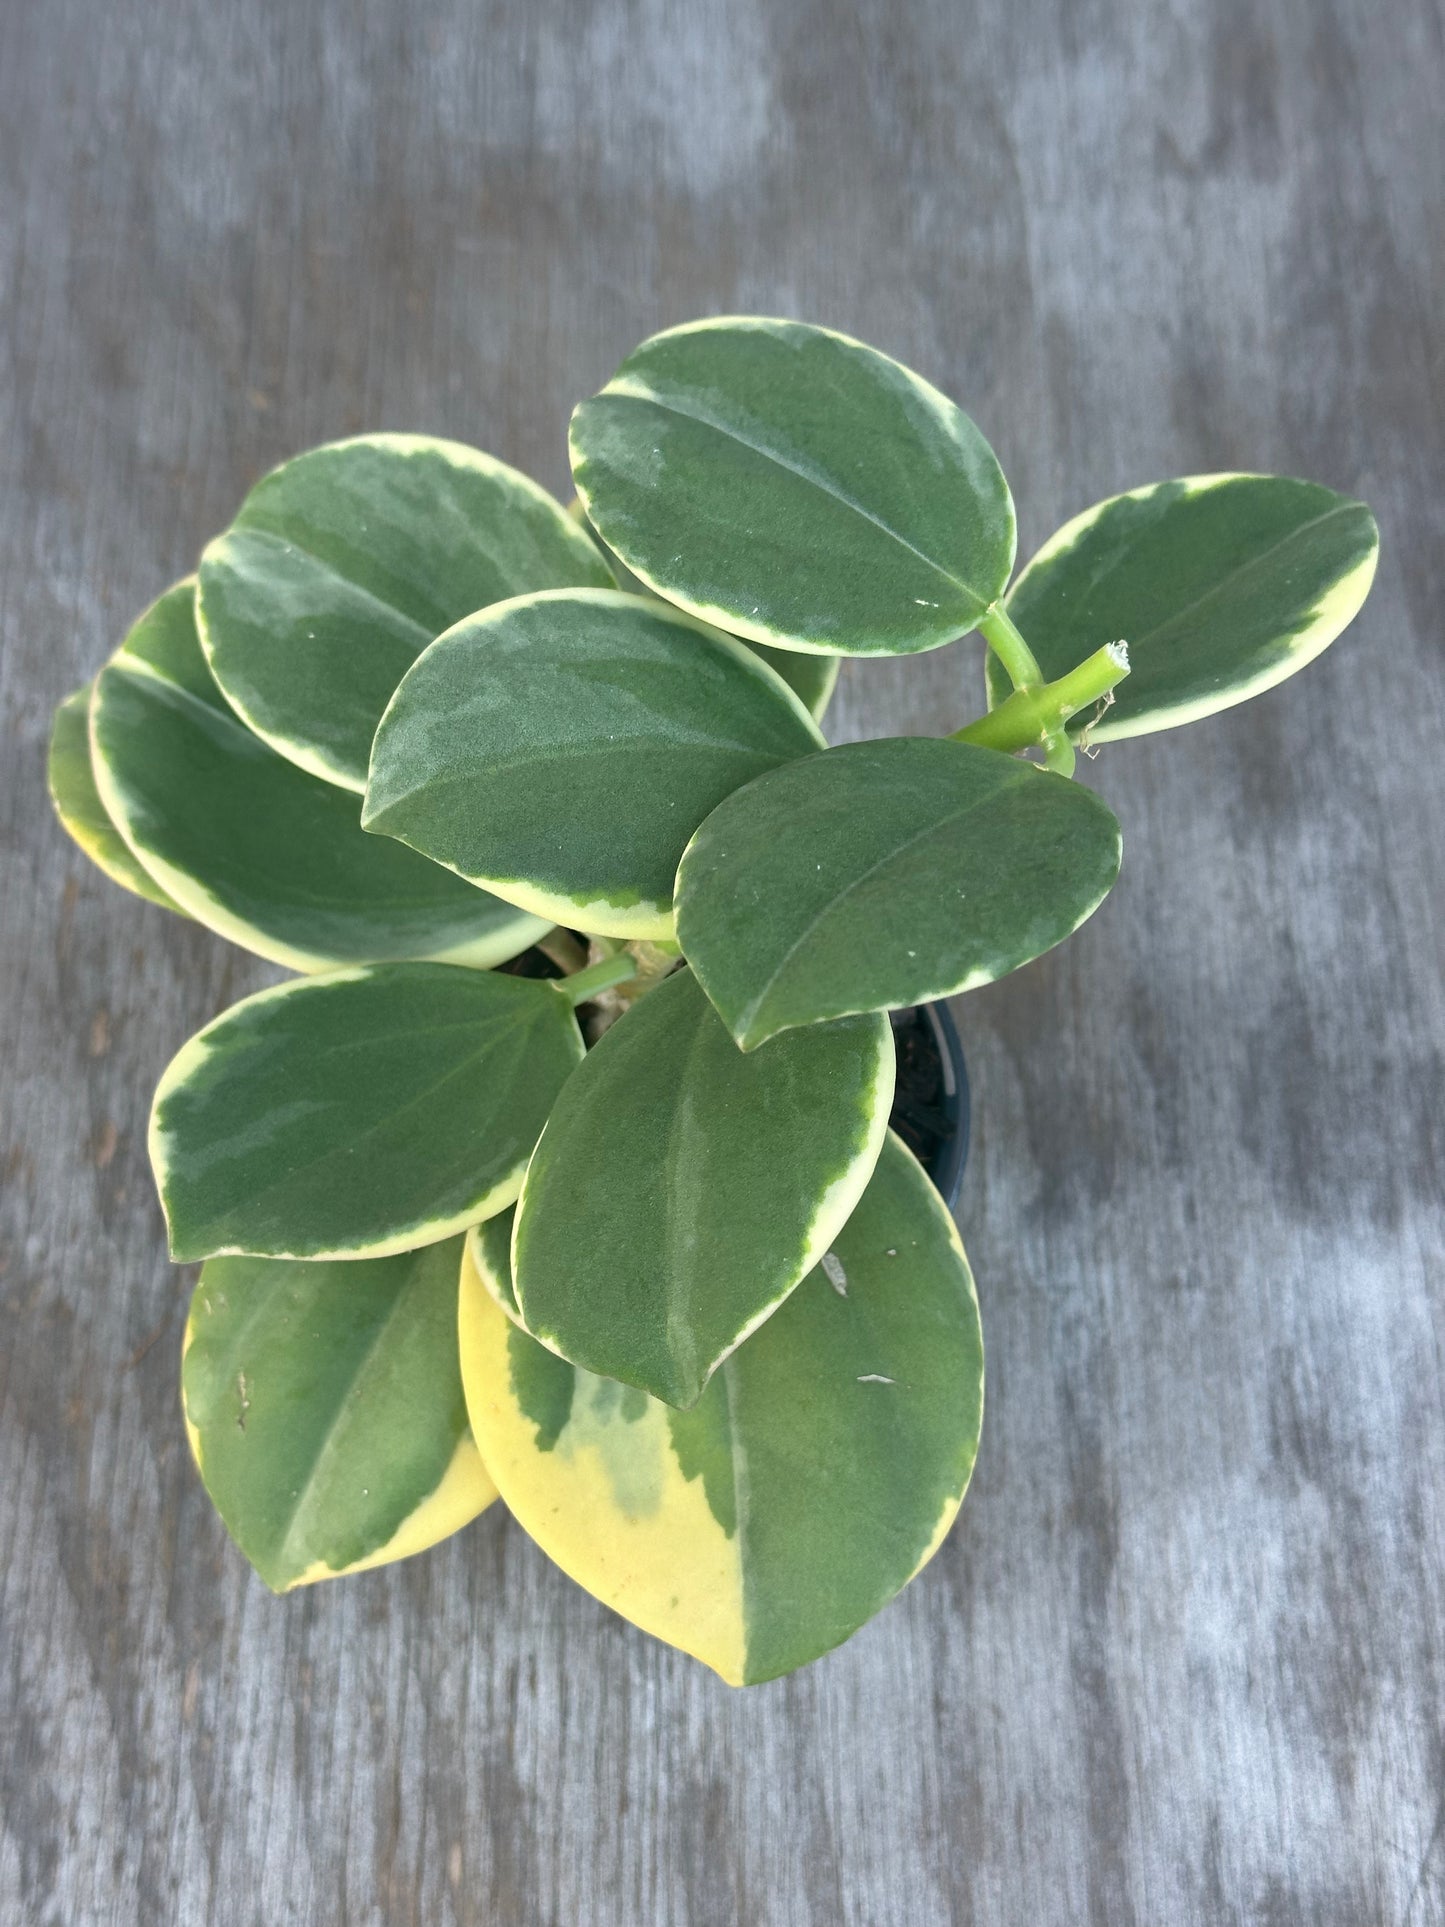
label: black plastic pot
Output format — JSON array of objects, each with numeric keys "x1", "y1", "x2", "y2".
[{"x1": 888, "y1": 1003, "x2": 970, "y2": 1209}]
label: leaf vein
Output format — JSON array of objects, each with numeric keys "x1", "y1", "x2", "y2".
[{"x1": 602, "y1": 387, "x2": 987, "y2": 609}]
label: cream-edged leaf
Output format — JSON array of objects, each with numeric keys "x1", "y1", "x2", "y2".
[
  {"x1": 462, "y1": 1133, "x2": 983, "y2": 1684},
  {"x1": 571, "y1": 317, "x2": 1015, "y2": 658},
  {"x1": 185, "y1": 1240, "x2": 495, "y2": 1591},
  {"x1": 466, "y1": 1210, "x2": 525, "y2": 1328},
  {"x1": 364, "y1": 589, "x2": 823, "y2": 941},
  {"x1": 48, "y1": 682, "x2": 184, "y2": 911},
  {"x1": 198, "y1": 434, "x2": 612, "y2": 790},
  {"x1": 676, "y1": 738, "x2": 1121, "y2": 1048},
  {"x1": 511, "y1": 967, "x2": 894, "y2": 1407},
  {"x1": 90, "y1": 581, "x2": 548, "y2": 971},
  {"x1": 151, "y1": 963, "x2": 585, "y2": 1262},
  {"x1": 571, "y1": 499, "x2": 843, "y2": 722},
  {"x1": 992, "y1": 473, "x2": 1378, "y2": 739}
]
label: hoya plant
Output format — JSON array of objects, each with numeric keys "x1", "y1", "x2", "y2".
[{"x1": 49, "y1": 318, "x2": 1378, "y2": 1685}]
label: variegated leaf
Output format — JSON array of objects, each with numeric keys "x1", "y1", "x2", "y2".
[
  {"x1": 198, "y1": 434, "x2": 612, "y2": 790},
  {"x1": 992, "y1": 473, "x2": 1378, "y2": 740},
  {"x1": 151, "y1": 963, "x2": 585, "y2": 1262},
  {"x1": 90, "y1": 581, "x2": 548, "y2": 971},
  {"x1": 511, "y1": 967, "x2": 894, "y2": 1407},
  {"x1": 185, "y1": 1240, "x2": 495, "y2": 1592},
  {"x1": 676, "y1": 737, "x2": 1122, "y2": 1048},
  {"x1": 48, "y1": 682, "x2": 183, "y2": 912},
  {"x1": 571, "y1": 317, "x2": 1015, "y2": 658},
  {"x1": 364, "y1": 589, "x2": 823, "y2": 941},
  {"x1": 461, "y1": 1133, "x2": 983, "y2": 1684}
]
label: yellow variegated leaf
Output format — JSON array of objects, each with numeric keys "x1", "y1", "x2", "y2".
[
  {"x1": 184, "y1": 1240, "x2": 496, "y2": 1592},
  {"x1": 462, "y1": 1133, "x2": 983, "y2": 1684}
]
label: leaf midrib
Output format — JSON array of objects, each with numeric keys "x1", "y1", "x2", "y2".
[
  {"x1": 227, "y1": 1005, "x2": 544, "y2": 1057},
  {"x1": 659, "y1": 1003, "x2": 722, "y2": 1397},
  {"x1": 370, "y1": 738, "x2": 789, "y2": 823},
  {"x1": 223, "y1": 523, "x2": 441, "y2": 648},
  {"x1": 1016, "y1": 499, "x2": 1364, "y2": 675},
  {"x1": 729, "y1": 763, "x2": 1038, "y2": 1037},
  {"x1": 182, "y1": 1008, "x2": 558, "y2": 1242},
  {"x1": 268, "y1": 1268, "x2": 441, "y2": 1577},
  {"x1": 600, "y1": 385, "x2": 989, "y2": 612}
]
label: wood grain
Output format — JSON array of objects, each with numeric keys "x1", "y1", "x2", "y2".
[{"x1": 2, "y1": 0, "x2": 1442, "y2": 1920}]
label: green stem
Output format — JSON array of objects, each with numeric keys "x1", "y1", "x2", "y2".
[
  {"x1": 952, "y1": 642, "x2": 1130, "y2": 756},
  {"x1": 557, "y1": 954, "x2": 639, "y2": 1005},
  {"x1": 978, "y1": 602, "x2": 1045, "y2": 690},
  {"x1": 1044, "y1": 733, "x2": 1077, "y2": 777},
  {"x1": 1045, "y1": 641, "x2": 1132, "y2": 720},
  {"x1": 537, "y1": 927, "x2": 589, "y2": 974}
]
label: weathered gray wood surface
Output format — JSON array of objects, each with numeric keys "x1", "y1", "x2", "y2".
[{"x1": 2, "y1": 0, "x2": 1441, "y2": 1919}]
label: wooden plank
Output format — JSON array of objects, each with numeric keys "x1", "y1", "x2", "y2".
[{"x1": 1, "y1": 0, "x2": 1442, "y2": 1920}]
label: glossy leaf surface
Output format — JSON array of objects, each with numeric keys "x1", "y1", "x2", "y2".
[
  {"x1": 462, "y1": 1132, "x2": 983, "y2": 1684},
  {"x1": 48, "y1": 683, "x2": 182, "y2": 911},
  {"x1": 992, "y1": 473, "x2": 1379, "y2": 739},
  {"x1": 512, "y1": 967, "x2": 894, "y2": 1407},
  {"x1": 198, "y1": 433, "x2": 611, "y2": 790},
  {"x1": 573, "y1": 499, "x2": 842, "y2": 722},
  {"x1": 738, "y1": 638, "x2": 840, "y2": 722},
  {"x1": 89, "y1": 582, "x2": 547, "y2": 971},
  {"x1": 466, "y1": 1209, "x2": 524, "y2": 1327},
  {"x1": 151, "y1": 963, "x2": 584, "y2": 1262},
  {"x1": 185, "y1": 1239, "x2": 495, "y2": 1592},
  {"x1": 677, "y1": 737, "x2": 1121, "y2": 1047},
  {"x1": 365, "y1": 589, "x2": 823, "y2": 941},
  {"x1": 570, "y1": 317, "x2": 1015, "y2": 658}
]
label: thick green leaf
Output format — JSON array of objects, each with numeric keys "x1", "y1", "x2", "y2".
[
  {"x1": 738, "y1": 639, "x2": 840, "y2": 723},
  {"x1": 676, "y1": 737, "x2": 1121, "y2": 1048},
  {"x1": 364, "y1": 588, "x2": 824, "y2": 941},
  {"x1": 991, "y1": 473, "x2": 1379, "y2": 740},
  {"x1": 90, "y1": 581, "x2": 547, "y2": 971},
  {"x1": 571, "y1": 496, "x2": 842, "y2": 722},
  {"x1": 185, "y1": 1240, "x2": 496, "y2": 1592},
  {"x1": 48, "y1": 683, "x2": 183, "y2": 911},
  {"x1": 570, "y1": 317, "x2": 1016, "y2": 658},
  {"x1": 198, "y1": 434, "x2": 612, "y2": 790},
  {"x1": 150, "y1": 963, "x2": 585, "y2": 1262},
  {"x1": 462, "y1": 1131, "x2": 983, "y2": 1684},
  {"x1": 512, "y1": 966, "x2": 893, "y2": 1407},
  {"x1": 466, "y1": 1209, "x2": 524, "y2": 1327}
]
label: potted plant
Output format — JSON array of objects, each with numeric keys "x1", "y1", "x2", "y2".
[{"x1": 49, "y1": 317, "x2": 1377, "y2": 1684}]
